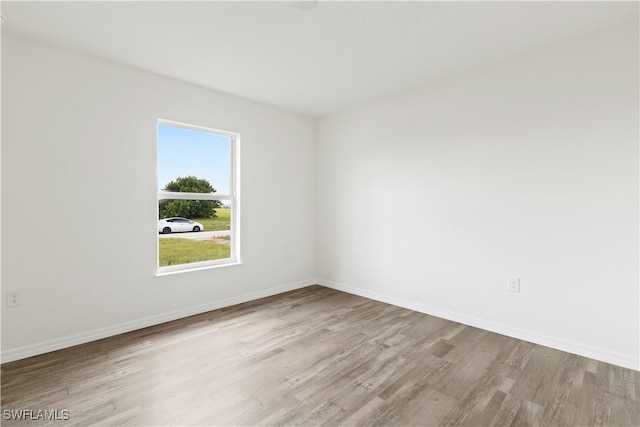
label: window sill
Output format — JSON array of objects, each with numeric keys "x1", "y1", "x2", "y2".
[{"x1": 155, "y1": 260, "x2": 242, "y2": 277}]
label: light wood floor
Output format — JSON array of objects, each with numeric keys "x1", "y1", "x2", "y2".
[{"x1": 1, "y1": 286, "x2": 638, "y2": 426}]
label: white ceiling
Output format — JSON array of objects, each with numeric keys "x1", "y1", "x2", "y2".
[{"x1": 2, "y1": 1, "x2": 638, "y2": 117}]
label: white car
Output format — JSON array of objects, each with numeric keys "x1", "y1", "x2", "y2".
[{"x1": 158, "y1": 217, "x2": 204, "y2": 234}]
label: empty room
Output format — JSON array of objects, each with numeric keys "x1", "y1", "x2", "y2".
[{"x1": 1, "y1": 1, "x2": 638, "y2": 426}]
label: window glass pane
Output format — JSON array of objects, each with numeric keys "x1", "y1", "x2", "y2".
[
  {"x1": 156, "y1": 121, "x2": 237, "y2": 273},
  {"x1": 157, "y1": 124, "x2": 231, "y2": 194},
  {"x1": 158, "y1": 202, "x2": 232, "y2": 267}
]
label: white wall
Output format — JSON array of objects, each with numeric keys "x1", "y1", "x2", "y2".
[
  {"x1": 1, "y1": 36, "x2": 317, "y2": 360},
  {"x1": 3, "y1": 24, "x2": 639, "y2": 371},
  {"x1": 317, "y1": 24, "x2": 639, "y2": 369}
]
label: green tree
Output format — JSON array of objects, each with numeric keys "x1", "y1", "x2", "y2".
[{"x1": 159, "y1": 176, "x2": 222, "y2": 219}]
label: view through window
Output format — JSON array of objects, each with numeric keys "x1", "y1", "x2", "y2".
[{"x1": 157, "y1": 120, "x2": 239, "y2": 273}]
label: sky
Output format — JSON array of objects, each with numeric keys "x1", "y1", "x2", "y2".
[{"x1": 157, "y1": 124, "x2": 231, "y2": 194}]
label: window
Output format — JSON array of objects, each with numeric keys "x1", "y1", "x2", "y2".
[{"x1": 157, "y1": 119, "x2": 240, "y2": 274}]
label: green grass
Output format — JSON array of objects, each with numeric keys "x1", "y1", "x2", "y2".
[
  {"x1": 193, "y1": 208, "x2": 231, "y2": 231},
  {"x1": 158, "y1": 208, "x2": 231, "y2": 267},
  {"x1": 159, "y1": 238, "x2": 230, "y2": 266}
]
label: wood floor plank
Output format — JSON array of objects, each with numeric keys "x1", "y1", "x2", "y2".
[{"x1": 1, "y1": 285, "x2": 638, "y2": 426}]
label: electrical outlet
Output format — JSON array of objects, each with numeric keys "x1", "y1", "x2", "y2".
[
  {"x1": 508, "y1": 278, "x2": 520, "y2": 293},
  {"x1": 6, "y1": 290, "x2": 22, "y2": 307}
]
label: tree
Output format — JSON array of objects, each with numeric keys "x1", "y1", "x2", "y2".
[{"x1": 159, "y1": 176, "x2": 222, "y2": 219}]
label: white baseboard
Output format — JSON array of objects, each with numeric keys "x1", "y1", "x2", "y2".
[
  {"x1": 317, "y1": 278, "x2": 640, "y2": 371},
  {"x1": 1, "y1": 279, "x2": 315, "y2": 364},
  {"x1": 4, "y1": 278, "x2": 638, "y2": 371}
]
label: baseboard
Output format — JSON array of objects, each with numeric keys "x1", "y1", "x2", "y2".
[
  {"x1": 1, "y1": 279, "x2": 315, "y2": 364},
  {"x1": 317, "y1": 278, "x2": 640, "y2": 371},
  {"x1": 4, "y1": 278, "x2": 637, "y2": 371}
]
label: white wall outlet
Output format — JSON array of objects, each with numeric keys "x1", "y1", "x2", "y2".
[
  {"x1": 6, "y1": 290, "x2": 22, "y2": 307},
  {"x1": 508, "y1": 277, "x2": 520, "y2": 293}
]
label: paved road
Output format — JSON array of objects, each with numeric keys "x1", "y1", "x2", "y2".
[{"x1": 159, "y1": 230, "x2": 230, "y2": 241}]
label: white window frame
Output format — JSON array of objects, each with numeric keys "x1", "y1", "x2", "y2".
[{"x1": 156, "y1": 119, "x2": 241, "y2": 275}]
